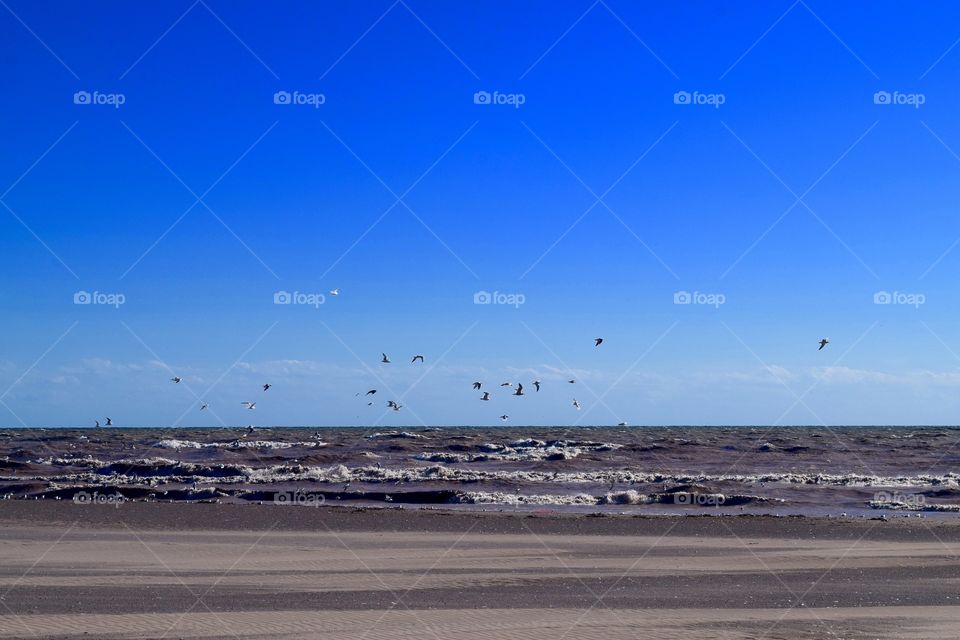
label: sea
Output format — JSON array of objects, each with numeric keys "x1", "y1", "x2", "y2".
[{"x1": 1, "y1": 426, "x2": 958, "y2": 518}]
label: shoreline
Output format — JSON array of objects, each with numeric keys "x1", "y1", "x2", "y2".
[{"x1": 3, "y1": 500, "x2": 960, "y2": 539}]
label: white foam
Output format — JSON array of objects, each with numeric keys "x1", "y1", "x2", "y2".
[
  {"x1": 155, "y1": 439, "x2": 325, "y2": 450},
  {"x1": 365, "y1": 431, "x2": 426, "y2": 439},
  {"x1": 156, "y1": 439, "x2": 205, "y2": 449},
  {"x1": 414, "y1": 439, "x2": 621, "y2": 463},
  {"x1": 600, "y1": 490, "x2": 652, "y2": 505},
  {"x1": 869, "y1": 500, "x2": 960, "y2": 512},
  {"x1": 24, "y1": 458, "x2": 960, "y2": 493},
  {"x1": 459, "y1": 491, "x2": 597, "y2": 506}
]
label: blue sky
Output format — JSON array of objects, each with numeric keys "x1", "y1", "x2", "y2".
[{"x1": 3, "y1": 1, "x2": 960, "y2": 426}]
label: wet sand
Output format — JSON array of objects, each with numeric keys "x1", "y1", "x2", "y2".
[{"x1": 1, "y1": 503, "x2": 960, "y2": 638}]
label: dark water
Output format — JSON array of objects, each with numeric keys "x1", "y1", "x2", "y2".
[{"x1": 1, "y1": 426, "x2": 958, "y2": 517}]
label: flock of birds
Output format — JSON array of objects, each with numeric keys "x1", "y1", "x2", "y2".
[
  {"x1": 361, "y1": 339, "x2": 607, "y2": 422},
  {"x1": 93, "y1": 335, "x2": 833, "y2": 426}
]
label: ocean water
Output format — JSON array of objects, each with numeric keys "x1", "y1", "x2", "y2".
[{"x1": 1, "y1": 426, "x2": 958, "y2": 517}]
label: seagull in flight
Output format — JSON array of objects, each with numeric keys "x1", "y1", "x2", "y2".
[
  {"x1": 513, "y1": 383, "x2": 524, "y2": 396},
  {"x1": 105, "y1": 418, "x2": 112, "y2": 426},
  {"x1": 263, "y1": 383, "x2": 272, "y2": 391},
  {"x1": 499, "y1": 415, "x2": 509, "y2": 422},
  {"x1": 200, "y1": 403, "x2": 208, "y2": 411},
  {"x1": 387, "y1": 400, "x2": 402, "y2": 411},
  {"x1": 365, "y1": 389, "x2": 377, "y2": 396},
  {"x1": 329, "y1": 288, "x2": 340, "y2": 296},
  {"x1": 500, "y1": 382, "x2": 512, "y2": 387},
  {"x1": 617, "y1": 422, "x2": 627, "y2": 427},
  {"x1": 95, "y1": 420, "x2": 100, "y2": 428},
  {"x1": 411, "y1": 355, "x2": 424, "y2": 363},
  {"x1": 381, "y1": 353, "x2": 391, "y2": 364},
  {"x1": 533, "y1": 380, "x2": 541, "y2": 392},
  {"x1": 472, "y1": 382, "x2": 482, "y2": 390},
  {"x1": 567, "y1": 380, "x2": 575, "y2": 384},
  {"x1": 595, "y1": 338, "x2": 603, "y2": 347},
  {"x1": 481, "y1": 392, "x2": 490, "y2": 401},
  {"x1": 572, "y1": 399, "x2": 581, "y2": 411},
  {"x1": 170, "y1": 376, "x2": 182, "y2": 384},
  {"x1": 818, "y1": 338, "x2": 829, "y2": 351},
  {"x1": 241, "y1": 401, "x2": 256, "y2": 410}
]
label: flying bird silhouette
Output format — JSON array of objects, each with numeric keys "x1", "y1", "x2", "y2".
[
  {"x1": 513, "y1": 383, "x2": 524, "y2": 396},
  {"x1": 533, "y1": 380, "x2": 541, "y2": 392},
  {"x1": 595, "y1": 338, "x2": 603, "y2": 347},
  {"x1": 381, "y1": 353, "x2": 391, "y2": 364},
  {"x1": 329, "y1": 288, "x2": 340, "y2": 296},
  {"x1": 411, "y1": 355, "x2": 424, "y2": 363},
  {"x1": 263, "y1": 383, "x2": 272, "y2": 391},
  {"x1": 170, "y1": 377, "x2": 181, "y2": 384},
  {"x1": 366, "y1": 389, "x2": 377, "y2": 395},
  {"x1": 472, "y1": 382, "x2": 482, "y2": 390},
  {"x1": 105, "y1": 418, "x2": 112, "y2": 426},
  {"x1": 481, "y1": 392, "x2": 490, "y2": 401},
  {"x1": 200, "y1": 403, "x2": 208, "y2": 411},
  {"x1": 499, "y1": 415, "x2": 509, "y2": 422},
  {"x1": 572, "y1": 399, "x2": 581, "y2": 411},
  {"x1": 241, "y1": 401, "x2": 256, "y2": 410},
  {"x1": 818, "y1": 338, "x2": 829, "y2": 351}
]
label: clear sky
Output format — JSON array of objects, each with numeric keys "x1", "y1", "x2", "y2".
[{"x1": 2, "y1": 1, "x2": 960, "y2": 427}]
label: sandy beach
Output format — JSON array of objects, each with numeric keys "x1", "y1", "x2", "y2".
[{"x1": 1, "y1": 502, "x2": 959, "y2": 639}]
